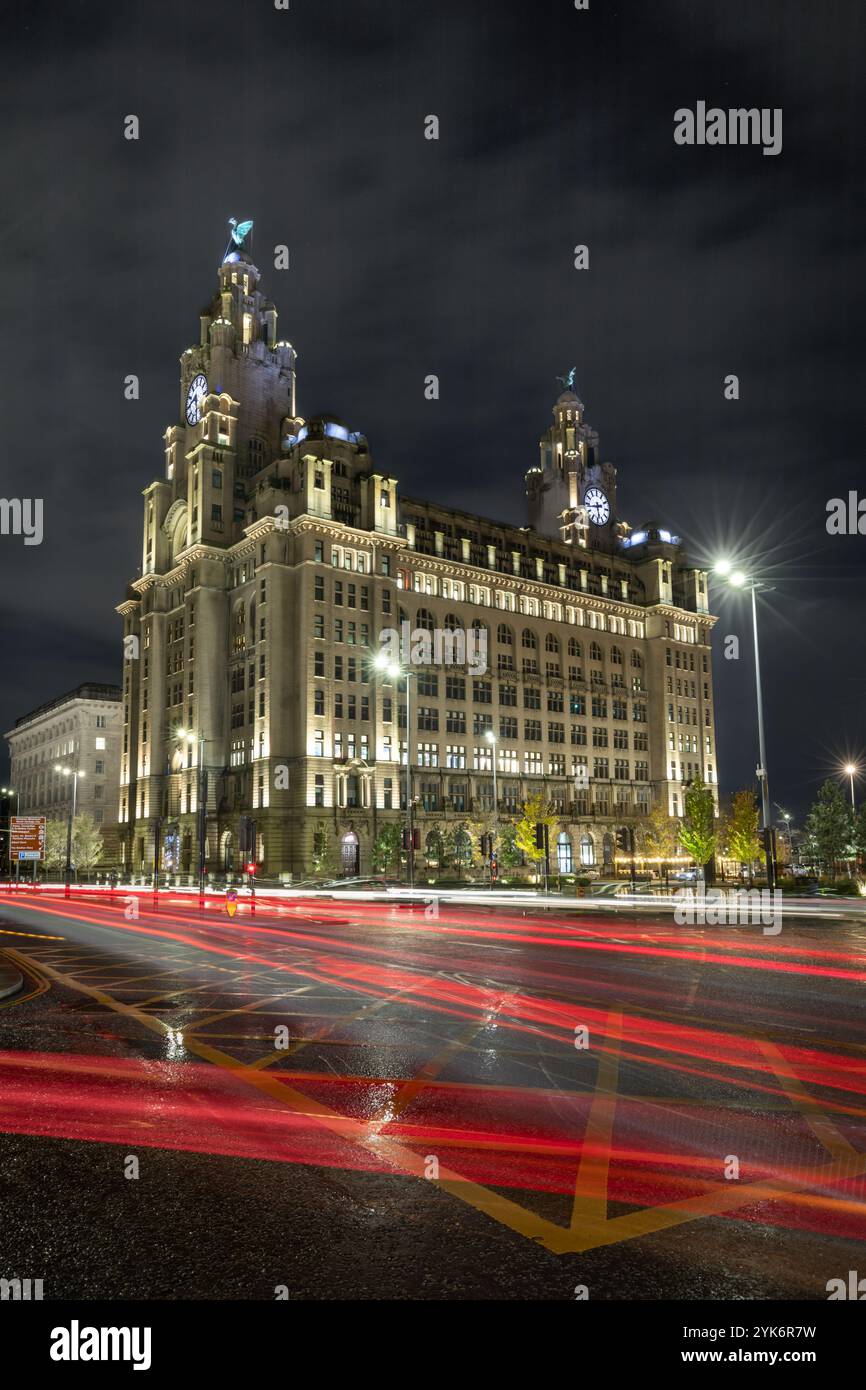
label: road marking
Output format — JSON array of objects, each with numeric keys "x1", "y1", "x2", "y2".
[
  {"x1": 7, "y1": 945, "x2": 866, "y2": 1257},
  {"x1": 570, "y1": 1011, "x2": 622, "y2": 1229}
]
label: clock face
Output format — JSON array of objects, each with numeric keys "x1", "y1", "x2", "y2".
[
  {"x1": 185, "y1": 373, "x2": 208, "y2": 426},
  {"x1": 584, "y1": 486, "x2": 610, "y2": 526}
]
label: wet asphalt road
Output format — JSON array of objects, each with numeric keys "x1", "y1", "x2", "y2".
[{"x1": 0, "y1": 889, "x2": 865, "y2": 1300}]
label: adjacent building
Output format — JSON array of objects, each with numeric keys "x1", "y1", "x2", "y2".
[
  {"x1": 5, "y1": 683, "x2": 123, "y2": 833},
  {"x1": 116, "y1": 222, "x2": 719, "y2": 880}
]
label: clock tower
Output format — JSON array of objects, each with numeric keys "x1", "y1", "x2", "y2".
[{"x1": 525, "y1": 383, "x2": 620, "y2": 548}]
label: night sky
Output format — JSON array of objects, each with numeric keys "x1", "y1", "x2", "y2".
[{"x1": 1, "y1": 0, "x2": 864, "y2": 822}]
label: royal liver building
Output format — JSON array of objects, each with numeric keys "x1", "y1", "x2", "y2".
[{"x1": 117, "y1": 222, "x2": 718, "y2": 880}]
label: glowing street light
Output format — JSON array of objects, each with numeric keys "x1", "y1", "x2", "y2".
[
  {"x1": 843, "y1": 762, "x2": 859, "y2": 809},
  {"x1": 714, "y1": 561, "x2": 777, "y2": 890},
  {"x1": 176, "y1": 728, "x2": 206, "y2": 901},
  {"x1": 1, "y1": 786, "x2": 18, "y2": 880},
  {"x1": 374, "y1": 651, "x2": 416, "y2": 886},
  {"x1": 55, "y1": 763, "x2": 85, "y2": 897}
]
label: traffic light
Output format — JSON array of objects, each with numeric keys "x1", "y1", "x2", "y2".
[
  {"x1": 490, "y1": 855, "x2": 498, "y2": 881},
  {"x1": 535, "y1": 823, "x2": 545, "y2": 851},
  {"x1": 412, "y1": 828, "x2": 421, "y2": 851},
  {"x1": 245, "y1": 862, "x2": 256, "y2": 875},
  {"x1": 402, "y1": 828, "x2": 411, "y2": 850}
]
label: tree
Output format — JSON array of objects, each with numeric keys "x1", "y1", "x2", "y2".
[
  {"x1": 371, "y1": 823, "x2": 402, "y2": 877},
  {"x1": 310, "y1": 825, "x2": 336, "y2": 878},
  {"x1": 854, "y1": 803, "x2": 866, "y2": 865},
  {"x1": 73, "y1": 814, "x2": 104, "y2": 877},
  {"x1": 678, "y1": 776, "x2": 716, "y2": 881},
  {"x1": 723, "y1": 788, "x2": 764, "y2": 883},
  {"x1": 443, "y1": 823, "x2": 473, "y2": 876},
  {"x1": 515, "y1": 793, "x2": 556, "y2": 867},
  {"x1": 497, "y1": 821, "x2": 522, "y2": 869},
  {"x1": 804, "y1": 780, "x2": 852, "y2": 878},
  {"x1": 639, "y1": 800, "x2": 680, "y2": 878},
  {"x1": 43, "y1": 820, "x2": 69, "y2": 872}
]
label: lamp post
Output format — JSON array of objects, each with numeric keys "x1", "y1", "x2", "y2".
[
  {"x1": 484, "y1": 729, "x2": 498, "y2": 881},
  {"x1": 774, "y1": 804, "x2": 794, "y2": 870},
  {"x1": 374, "y1": 654, "x2": 415, "y2": 886},
  {"x1": 1, "y1": 787, "x2": 18, "y2": 880},
  {"x1": 843, "y1": 763, "x2": 858, "y2": 810},
  {"x1": 177, "y1": 728, "x2": 206, "y2": 903},
  {"x1": 54, "y1": 764, "x2": 85, "y2": 899},
  {"x1": 714, "y1": 561, "x2": 777, "y2": 891}
]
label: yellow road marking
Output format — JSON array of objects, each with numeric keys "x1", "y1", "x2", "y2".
[
  {"x1": 571, "y1": 1011, "x2": 622, "y2": 1228},
  {"x1": 7, "y1": 946, "x2": 865, "y2": 1256}
]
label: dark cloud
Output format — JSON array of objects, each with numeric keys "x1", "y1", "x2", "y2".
[{"x1": 1, "y1": 0, "x2": 864, "y2": 817}]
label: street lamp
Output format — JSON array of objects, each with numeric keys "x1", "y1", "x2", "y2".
[
  {"x1": 843, "y1": 763, "x2": 858, "y2": 810},
  {"x1": 714, "y1": 561, "x2": 777, "y2": 890},
  {"x1": 1, "y1": 787, "x2": 18, "y2": 880},
  {"x1": 177, "y1": 728, "x2": 206, "y2": 902},
  {"x1": 374, "y1": 653, "x2": 416, "y2": 886},
  {"x1": 484, "y1": 729, "x2": 498, "y2": 876},
  {"x1": 774, "y1": 803, "x2": 794, "y2": 870},
  {"x1": 55, "y1": 765, "x2": 85, "y2": 899}
]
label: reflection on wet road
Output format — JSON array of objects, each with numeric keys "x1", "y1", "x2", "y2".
[{"x1": 1, "y1": 889, "x2": 865, "y2": 1297}]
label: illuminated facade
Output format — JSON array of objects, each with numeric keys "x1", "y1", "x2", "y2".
[
  {"x1": 6, "y1": 684, "x2": 122, "y2": 830},
  {"x1": 116, "y1": 227, "x2": 719, "y2": 880}
]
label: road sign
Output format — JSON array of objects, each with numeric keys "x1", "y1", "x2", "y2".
[{"x1": 11, "y1": 816, "x2": 46, "y2": 861}]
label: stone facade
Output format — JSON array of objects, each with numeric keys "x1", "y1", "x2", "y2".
[
  {"x1": 5, "y1": 684, "x2": 123, "y2": 852},
  {"x1": 115, "y1": 227, "x2": 719, "y2": 882}
]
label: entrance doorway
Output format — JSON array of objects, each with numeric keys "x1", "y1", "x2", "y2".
[{"x1": 340, "y1": 831, "x2": 360, "y2": 877}]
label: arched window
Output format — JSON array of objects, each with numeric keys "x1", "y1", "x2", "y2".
[
  {"x1": 557, "y1": 832, "x2": 574, "y2": 874},
  {"x1": 631, "y1": 650, "x2": 643, "y2": 668},
  {"x1": 497, "y1": 623, "x2": 513, "y2": 646},
  {"x1": 545, "y1": 633, "x2": 560, "y2": 654},
  {"x1": 568, "y1": 637, "x2": 582, "y2": 658},
  {"x1": 443, "y1": 612, "x2": 462, "y2": 632},
  {"x1": 580, "y1": 833, "x2": 596, "y2": 867},
  {"x1": 590, "y1": 641, "x2": 603, "y2": 662},
  {"x1": 610, "y1": 645, "x2": 622, "y2": 665},
  {"x1": 522, "y1": 628, "x2": 537, "y2": 650},
  {"x1": 416, "y1": 607, "x2": 435, "y2": 631},
  {"x1": 425, "y1": 829, "x2": 444, "y2": 865}
]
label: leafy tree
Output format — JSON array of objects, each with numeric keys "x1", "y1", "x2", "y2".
[
  {"x1": 41, "y1": 815, "x2": 103, "y2": 879},
  {"x1": 804, "y1": 780, "x2": 853, "y2": 877},
  {"x1": 311, "y1": 825, "x2": 337, "y2": 877},
  {"x1": 421, "y1": 825, "x2": 444, "y2": 869},
  {"x1": 515, "y1": 792, "x2": 556, "y2": 865},
  {"x1": 639, "y1": 800, "x2": 680, "y2": 875},
  {"x1": 723, "y1": 788, "x2": 764, "y2": 882},
  {"x1": 678, "y1": 776, "x2": 716, "y2": 879},
  {"x1": 854, "y1": 803, "x2": 866, "y2": 863},
  {"x1": 443, "y1": 823, "x2": 473, "y2": 875},
  {"x1": 371, "y1": 823, "x2": 402, "y2": 876},
  {"x1": 73, "y1": 814, "x2": 104, "y2": 876},
  {"x1": 43, "y1": 819, "x2": 69, "y2": 872},
  {"x1": 497, "y1": 821, "x2": 522, "y2": 869}
]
